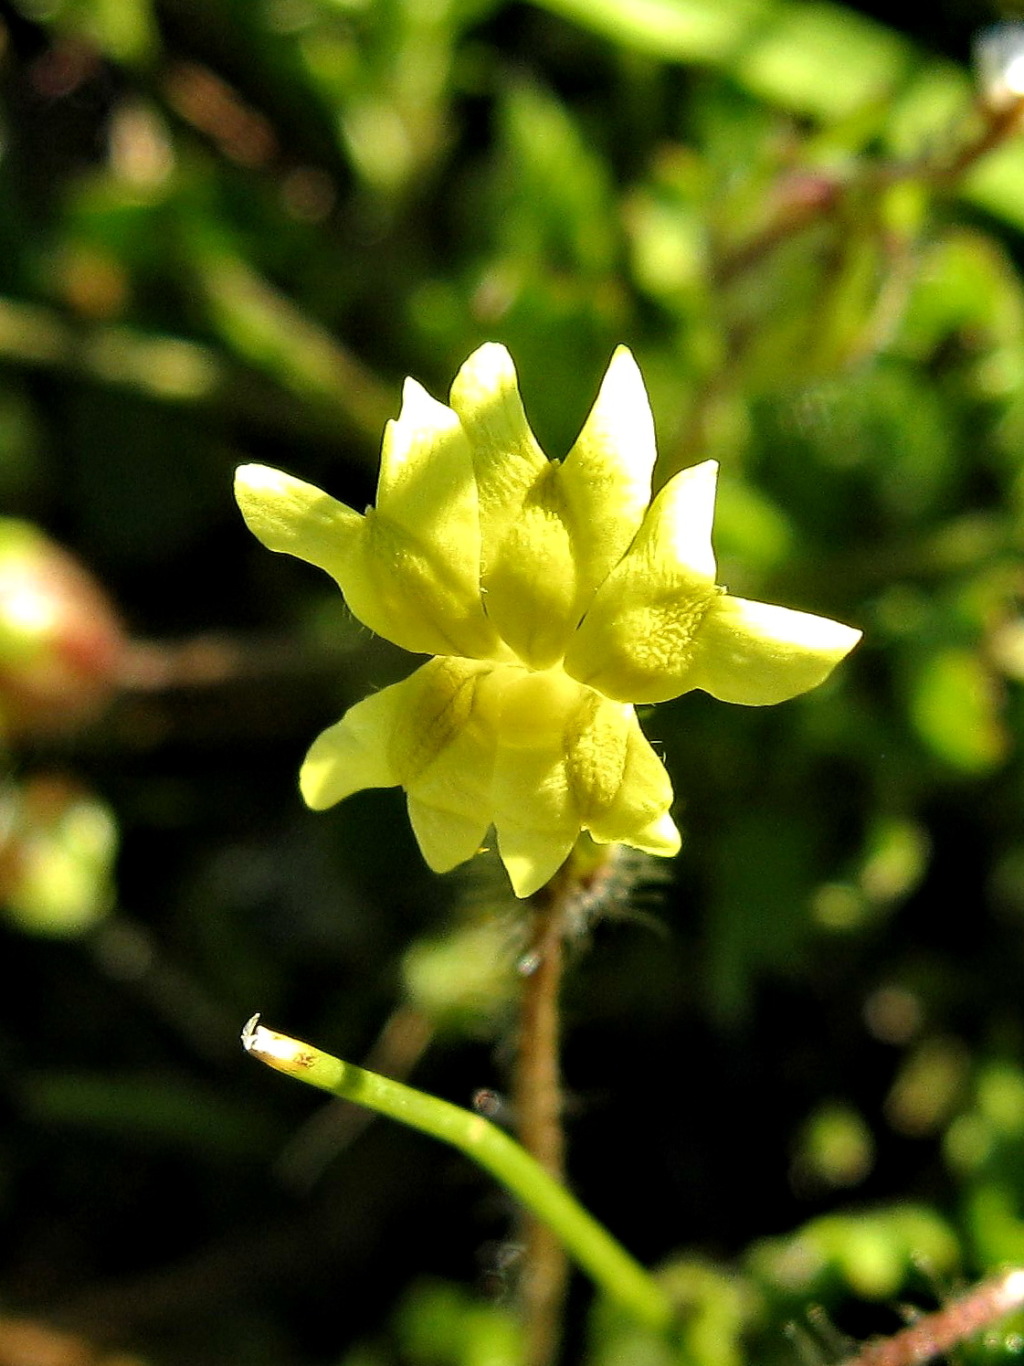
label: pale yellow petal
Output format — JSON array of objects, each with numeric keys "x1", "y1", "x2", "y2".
[
  {"x1": 635, "y1": 460, "x2": 719, "y2": 581},
  {"x1": 563, "y1": 461, "x2": 722, "y2": 702},
  {"x1": 388, "y1": 657, "x2": 501, "y2": 874},
  {"x1": 478, "y1": 473, "x2": 580, "y2": 667},
  {"x1": 489, "y1": 676, "x2": 680, "y2": 895},
  {"x1": 449, "y1": 344, "x2": 576, "y2": 666},
  {"x1": 487, "y1": 669, "x2": 582, "y2": 895},
  {"x1": 298, "y1": 683, "x2": 406, "y2": 810},
  {"x1": 376, "y1": 381, "x2": 499, "y2": 660},
  {"x1": 377, "y1": 379, "x2": 473, "y2": 535},
  {"x1": 687, "y1": 595, "x2": 862, "y2": 705},
  {"x1": 235, "y1": 464, "x2": 362, "y2": 581},
  {"x1": 384, "y1": 656, "x2": 495, "y2": 781},
  {"x1": 448, "y1": 343, "x2": 548, "y2": 537},
  {"x1": 563, "y1": 572, "x2": 719, "y2": 703},
  {"x1": 558, "y1": 346, "x2": 656, "y2": 612},
  {"x1": 496, "y1": 825, "x2": 578, "y2": 899},
  {"x1": 365, "y1": 382, "x2": 504, "y2": 657},
  {"x1": 568, "y1": 699, "x2": 677, "y2": 849},
  {"x1": 237, "y1": 449, "x2": 503, "y2": 660},
  {"x1": 353, "y1": 512, "x2": 503, "y2": 659},
  {"x1": 623, "y1": 810, "x2": 682, "y2": 856},
  {"x1": 406, "y1": 798, "x2": 490, "y2": 874}
]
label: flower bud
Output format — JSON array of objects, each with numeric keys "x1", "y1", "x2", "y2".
[{"x1": 0, "y1": 519, "x2": 126, "y2": 736}]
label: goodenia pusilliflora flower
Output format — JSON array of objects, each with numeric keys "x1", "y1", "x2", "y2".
[{"x1": 236, "y1": 344, "x2": 860, "y2": 897}]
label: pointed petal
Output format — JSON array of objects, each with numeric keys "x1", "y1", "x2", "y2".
[
  {"x1": 488, "y1": 669, "x2": 583, "y2": 895},
  {"x1": 687, "y1": 595, "x2": 862, "y2": 705},
  {"x1": 377, "y1": 379, "x2": 474, "y2": 535},
  {"x1": 563, "y1": 461, "x2": 722, "y2": 702},
  {"x1": 299, "y1": 683, "x2": 406, "y2": 810},
  {"x1": 393, "y1": 657, "x2": 500, "y2": 873},
  {"x1": 449, "y1": 345, "x2": 576, "y2": 666},
  {"x1": 489, "y1": 677, "x2": 680, "y2": 895},
  {"x1": 235, "y1": 464, "x2": 362, "y2": 581},
  {"x1": 448, "y1": 344, "x2": 548, "y2": 535},
  {"x1": 377, "y1": 382, "x2": 496, "y2": 658},
  {"x1": 570, "y1": 699, "x2": 678, "y2": 850},
  {"x1": 624, "y1": 810, "x2": 682, "y2": 856},
  {"x1": 237, "y1": 448, "x2": 502, "y2": 661},
  {"x1": 631, "y1": 459, "x2": 718, "y2": 581},
  {"x1": 364, "y1": 381, "x2": 503, "y2": 658},
  {"x1": 407, "y1": 797, "x2": 490, "y2": 874},
  {"x1": 559, "y1": 347, "x2": 657, "y2": 609},
  {"x1": 496, "y1": 824, "x2": 577, "y2": 898}
]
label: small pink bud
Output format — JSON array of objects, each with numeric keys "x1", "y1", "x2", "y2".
[{"x1": 0, "y1": 520, "x2": 127, "y2": 735}]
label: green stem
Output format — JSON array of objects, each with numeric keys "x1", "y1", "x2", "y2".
[{"x1": 242, "y1": 1014, "x2": 675, "y2": 1334}]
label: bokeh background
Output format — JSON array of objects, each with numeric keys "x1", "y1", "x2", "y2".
[{"x1": 3, "y1": 0, "x2": 1024, "y2": 1361}]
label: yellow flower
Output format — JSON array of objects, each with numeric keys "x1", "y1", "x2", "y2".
[{"x1": 236, "y1": 345, "x2": 860, "y2": 897}]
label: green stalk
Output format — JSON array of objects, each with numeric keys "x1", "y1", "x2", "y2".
[{"x1": 242, "y1": 1014, "x2": 675, "y2": 1333}]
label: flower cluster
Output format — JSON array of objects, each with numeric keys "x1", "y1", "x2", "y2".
[{"x1": 236, "y1": 344, "x2": 860, "y2": 896}]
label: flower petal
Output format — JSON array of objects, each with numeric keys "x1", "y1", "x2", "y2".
[
  {"x1": 391, "y1": 657, "x2": 499, "y2": 872},
  {"x1": 686, "y1": 595, "x2": 862, "y2": 705},
  {"x1": 568, "y1": 697, "x2": 679, "y2": 851},
  {"x1": 619, "y1": 810, "x2": 682, "y2": 856},
  {"x1": 563, "y1": 462, "x2": 721, "y2": 703},
  {"x1": 235, "y1": 464, "x2": 362, "y2": 583},
  {"x1": 236, "y1": 448, "x2": 502, "y2": 660},
  {"x1": 363, "y1": 379, "x2": 505, "y2": 658},
  {"x1": 487, "y1": 669, "x2": 587, "y2": 896},
  {"x1": 299, "y1": 683, "x2": 406, "y2": 810},
  {"x1": 406, "y1": 797, "x2": 490, "y2": 874},
  {"x1": 558, "y1": 346, "x2": 657, "y2": 613},
  {"x1": 302, "y1": 658, "x2": 501, "y2": 870},
  {"x1": 488, "y1": 674, "x2": 680, "y2": 896},
  {"x1": 496, "y1": 824, "x2": 579, "y2": 899},
  {"x1": 448, "y1": 344, "x2": 548, "y2": 534},
  {"x1": 450, "y1": 345, "x2": 577, "y2": 667},
  {"x1": 634, "y1": 459, "x2": 719, "y2": 582}
]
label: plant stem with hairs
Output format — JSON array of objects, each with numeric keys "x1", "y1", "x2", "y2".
[{"x1": 514, "y1": 867, "x2": 572, "y2": 1366}]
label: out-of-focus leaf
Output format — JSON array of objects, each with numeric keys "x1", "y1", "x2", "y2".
[
  {"x1": 20, "y1": 1072, "x2": 283, "y2": 1161},
  {"x1": 907, "y1": 647, "x2": 1008, "y2": 773},
  {"x1": 713, "y1": 478, "x2": 795, "y2": 577},
  {"x1": 964, "y1": 141, "x2": 1024, "y2": 236},
  {"x1": 896, "y1": 230, "x2": 1024, "y2": 362},
  {"x1": 885, "y1": 1036, "x2": 969, "y2": 1137},
  {"x1": 194, "y1": 247, "x2": 394, "y2": 439},
  {"x1": 529, "y1": 0, "x2": 772, "y2": 64},
  {"x1": 12, "y1": 0, "x2": 159, "y2": 63},
  {"x1": 589, "y1": 1261, "x2": 752, "y2": 1366},
  {"x1": 791, "y1": 1101, "x2": 874, "y2": 1190},
  {"x1": 734, "y1": 4, "x2": 911, "y2": 122},
  {"x1": 402, "y1": 918, "x2": 517, "y2": 1037},
  {"x1": 396, "y1": 1281, "x2": 523, "y2": 1366},
  {"x1": 497, "y1": 81, "x2": 618, "y2": 279},
  {"x1": 749, "y1": 1206, "x2": 960, "y2": 1301},
  {"x1": 884, "y1": 60, "x2": 973, "y2": 157},
  {"x1": 704, "y1": 808, "x2": 819, "y2": 1023},
  {"x1": 533, "y1": 0, "x2": 911, "y2": 125}
]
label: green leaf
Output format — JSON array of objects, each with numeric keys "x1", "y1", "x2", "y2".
[
  {"x1": 734, "y1": 2, "x2": 911, "y2": 121},
  {"x1": 529, "y1": 0, "x2": 772, "y2": 64},
  {"x1": 908, "y1": 647, "x2": 1007, "y2": 774}
]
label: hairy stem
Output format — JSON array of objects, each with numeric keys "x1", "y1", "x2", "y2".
[
  {"x1": 514, "y1": 872, "x2": 571, "y2": 1366},
  {"x1": 838, "y1": 1268, "x2": 1024, "y2": 1366}
]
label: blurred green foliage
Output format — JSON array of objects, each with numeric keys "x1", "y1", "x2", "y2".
[{"x1": 3, "y1": 0, "x2": 1024, "y2": 1361}]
